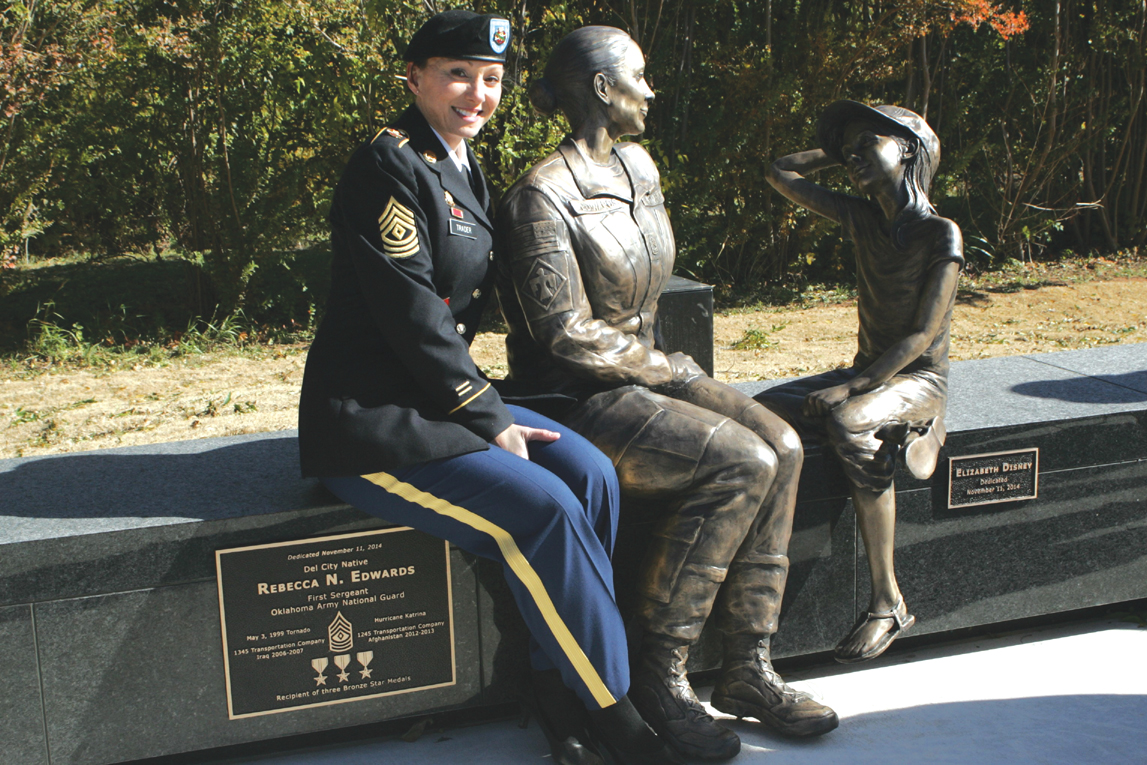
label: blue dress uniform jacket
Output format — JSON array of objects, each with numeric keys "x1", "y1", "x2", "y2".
[{"x1": 299, "y1": 105, "x2": 514, "y2": 477}]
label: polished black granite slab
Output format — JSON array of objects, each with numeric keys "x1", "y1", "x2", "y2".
[
  {"x1": 735, "y1": 343, "x2": 1147, "y2": 649},
  {"x1": 768, "y1": 494, "x2": 857, "y2": 659},
  {"x1": 4, "y1": 344, "x2": 1147, "y2": 762},
  {"x1": 659, "y1": 275, "x2": 715, "y2": 377},
  {"x1": 0, "y1": 434, "x2": 378, "y2": 607},
  {"x1": 888, "y1": 459, "x2": 1147, "y2": 636},
  {"x1": 1, "y1": 604, "x2": 46, "y2": 765},
  {"x1": 33, "y1": 552, "x2": 483, "y2": 765},
  {"x1": 738, "y1": 343, "x2": 1147, "y2": 432}
]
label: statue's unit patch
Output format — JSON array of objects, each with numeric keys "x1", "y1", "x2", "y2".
[
  {"x1": 522, "y1": 259, "x2": 568, "y2": 313},
  {"x1": 379, "y1": 197, "x2": 419, "y2": 258}
]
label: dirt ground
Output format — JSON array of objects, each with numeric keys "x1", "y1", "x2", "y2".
[{"x1": 3, "y1": 273, "x2": 1146, "y2": 460}]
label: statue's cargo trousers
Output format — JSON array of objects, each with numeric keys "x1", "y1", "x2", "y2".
[
  {"x1": 323, "y1": 405, "x2": 628, "y2": 711},
  {"x1": 565, "y1": 376, "x2": 801, "y2": 644}
]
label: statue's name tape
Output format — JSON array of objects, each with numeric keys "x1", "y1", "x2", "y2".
[{"x1": 948, "y1": 448, "x2": 1039, "y2": 508}]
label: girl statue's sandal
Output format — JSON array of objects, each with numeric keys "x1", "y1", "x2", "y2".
[{"x1": 833, "y1": 597, "x2": 915, "y2": 664}]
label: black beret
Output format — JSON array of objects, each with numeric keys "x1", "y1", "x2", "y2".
[{"x1": 404, "y1": 10, "x2": 512, "y2": 63}]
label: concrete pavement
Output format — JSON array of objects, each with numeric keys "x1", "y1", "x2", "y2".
[{"x1": 224, "y1": 614, "x2": 1147, "y2": 765}]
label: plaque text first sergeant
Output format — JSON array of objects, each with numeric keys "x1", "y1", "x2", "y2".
[{"x1": 216, "y1": 527, "x2": 455, "y2": 718}]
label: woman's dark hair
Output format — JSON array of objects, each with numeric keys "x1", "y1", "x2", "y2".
[{"x1": 528, "y1": 26, "x2": 634, "y2": 126}]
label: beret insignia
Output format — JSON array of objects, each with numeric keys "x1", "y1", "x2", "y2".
[
  {"x1": 379, "y1": 197, "x2": 419, "y2": 258},
  {"x1": 490, "y1": 19, "x2": 510, "y2": 54}
]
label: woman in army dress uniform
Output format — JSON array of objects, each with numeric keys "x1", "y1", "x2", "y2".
[
  {"x1": 497, "y1": 26, "x2": 838, "y2": 762},
  {"x1": 298, "y1": 12, "x2": 678, "y2": 765}
]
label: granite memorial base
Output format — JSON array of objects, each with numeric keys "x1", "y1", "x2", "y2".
[
  {"x1": 728, "y1": 342, "x2": 1147, "y2": 665},
  {"x1": 4, "y1": 343, "x2": 1147, "y2": 764}
]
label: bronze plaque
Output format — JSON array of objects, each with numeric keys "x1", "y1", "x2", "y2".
[
  {"x1": 215, "y1": 527, "x2": 455, "y2": 719},
  {"x1": 948, "y1": 448, "x2": 1039, "y2": 508}
]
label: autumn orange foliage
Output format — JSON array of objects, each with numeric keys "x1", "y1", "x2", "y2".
[{"x1": 952, "y1": 0, "x2": 1031, "y2": 40}]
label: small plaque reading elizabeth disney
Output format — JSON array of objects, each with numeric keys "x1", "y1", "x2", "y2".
[
  {"x1": 216, "y1": 528, "x2": 455, "y2": 719},
  {"x1": 948, "y1": 448, "x2": 1039, "y2": 509}
]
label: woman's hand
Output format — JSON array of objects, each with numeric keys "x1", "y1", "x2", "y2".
[
  {"x1": 803, "y1": 383, "x2": 853, "y2": 417},
  {"x1": 494, "y1": 423, "x2": 561, "y2": 460}
]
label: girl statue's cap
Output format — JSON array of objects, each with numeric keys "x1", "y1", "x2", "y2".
[
  {"x1": 816, "y1": 100, "x2": 940, "y2": 169},
  {"x1": 404, "y1": 11, "x2": 512, "y2": 63}
]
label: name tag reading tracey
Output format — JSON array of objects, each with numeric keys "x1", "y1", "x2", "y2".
[{"x1": 449, "y1": 219, "x2": 477, "y2": 239}]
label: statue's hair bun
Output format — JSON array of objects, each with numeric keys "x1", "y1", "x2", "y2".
[{"x1": 528, "y1": 77, "x2": 559, "y2": 117}]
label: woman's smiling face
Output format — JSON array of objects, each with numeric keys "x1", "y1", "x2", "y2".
[
  {"x1": 841, "y1": 121, "x2": 908, "y2": 196},
  {"x1": 408, "y1": 57, "x2": 503, "y2": 149}
]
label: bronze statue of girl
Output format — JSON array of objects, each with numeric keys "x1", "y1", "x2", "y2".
[{"x1": 759, "y1": 101, "x2": 963, "y2": 664}]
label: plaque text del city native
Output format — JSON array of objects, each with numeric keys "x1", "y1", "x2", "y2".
[{"x1": 216, "y1": 527, "x2": 455, "y2": 718}]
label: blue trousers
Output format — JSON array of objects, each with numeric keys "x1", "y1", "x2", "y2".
[{"x1": 322, "y1": 405, "x2": 627, "y2": 709}]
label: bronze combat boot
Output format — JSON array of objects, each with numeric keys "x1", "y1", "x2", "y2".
[
  {"x1": 628, "y1": 634, "x2": 741, "y2": 761},
  {"x1": 711, "y1": 634, "x2": 838, "y2": 737}
]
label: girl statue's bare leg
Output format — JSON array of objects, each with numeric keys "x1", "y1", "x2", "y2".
[{"x1": 835, "y1": 483, "x2": 915, "y2": 663}]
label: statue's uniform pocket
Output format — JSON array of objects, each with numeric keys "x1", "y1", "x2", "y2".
[{"x1": 640, "y1": 515, "x2": 708, "y2": 604}]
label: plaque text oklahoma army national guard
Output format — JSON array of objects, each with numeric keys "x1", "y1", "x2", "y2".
[{"x1": 216, "y1": 527, "x2": 455, "y2": 718}]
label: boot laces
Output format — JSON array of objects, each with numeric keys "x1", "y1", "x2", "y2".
[
  {"x1": 752, "y1": 643, "x2": 802, "y2": 701},
  {"x1": 665, "y1": 648, "x2": 712, "y2": 720}
]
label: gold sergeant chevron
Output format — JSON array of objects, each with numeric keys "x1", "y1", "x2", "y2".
[{"x1": 378, "y1": 197, "x2": 419, "y2": 258}]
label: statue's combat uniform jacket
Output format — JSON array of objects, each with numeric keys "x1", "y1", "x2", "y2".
[
  {"x1": 498, "y1": 139, "x2": 801, "y2": 642},
  {"x1": 298, "y1": 106, "x2": 628, "y2": 710},
  {"x1": 755, "y1": 194, "x2": 964, "y2": 491}
]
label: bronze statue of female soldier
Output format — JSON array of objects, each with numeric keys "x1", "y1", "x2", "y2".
[
  {"x1": 758, "y1": 101, "x2": 962, "y2": 664},
  {"x1": 496, "y1": 26, "x2": 838, "y2": 762}
]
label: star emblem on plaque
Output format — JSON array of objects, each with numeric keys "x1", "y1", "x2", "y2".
[
  {"x1": 334, "y1": 653, "x2": 351, "y2": 683},
  {"x1": 357, "y1": 651, "x2": 374, "y2": 679},
  {"x1": 328, "y1": 611, "x2": 354, "y2": 653},
  {"x1": 311, "y1": 657, "x2": 329, "y2": 686}
]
